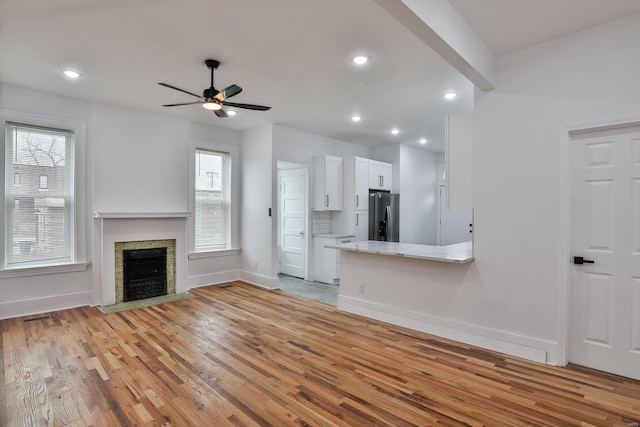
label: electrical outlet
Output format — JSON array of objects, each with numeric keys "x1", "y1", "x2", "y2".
[{"x1": 358, "y1": 283, "x2": 365, "y2": 294}]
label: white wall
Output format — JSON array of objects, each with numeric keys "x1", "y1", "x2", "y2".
[
  {"x1": 93, "y1": 104, "x2": 189, "y2": 213},
  {"x1": 399, "y1": 144, "x2": 438, "y2": 244},
  {"x1": 339, "y1": 13, "x2": 640, "y2": 365},
  {"x1": 240, "y1": 124, "x2": 277, "y2": 288}
]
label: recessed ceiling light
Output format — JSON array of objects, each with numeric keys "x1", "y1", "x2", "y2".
[
  {"x1": 391, "y1": 128, "x2": 400, "y2": 135},
  {"x1": 226, "y1": 110, "x2": 237, "y2": 116},
  {"x1": 62, "y1": 69, "x2": 81, "y2": 79},
  {"x1": 443, "y1": 91, "x2": 457, "y2": 100},
  {"x1": 419, "y1": 138, "x2": 427, "y2": 144},
  {"x1": 352, "y1": 55, "x2": 369, "y2": 65},
  {"x1": 351, "y1": 115, "x2": 362, "y2": 122}
]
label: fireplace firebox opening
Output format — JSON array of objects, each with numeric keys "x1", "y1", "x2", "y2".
[{"x1": 122, "y1": 247, "x2": 167, "y2": 302}]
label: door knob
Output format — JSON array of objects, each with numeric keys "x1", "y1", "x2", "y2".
[{"x1": 574, "y1": 256, "x2": 595, "y2": 265}]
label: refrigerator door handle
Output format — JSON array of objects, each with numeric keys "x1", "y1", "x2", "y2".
[{"x1": 385, "y1": 205, "x2": 391, "y2": 241}]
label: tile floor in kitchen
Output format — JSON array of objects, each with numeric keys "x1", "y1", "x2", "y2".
[{"x1": 277, "y1": 274, "x2": 338, "y2": 306}]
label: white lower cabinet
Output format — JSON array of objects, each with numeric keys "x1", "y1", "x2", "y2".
[{"x1": 313, "y1": 234, "x2": 354, "y2": 284}]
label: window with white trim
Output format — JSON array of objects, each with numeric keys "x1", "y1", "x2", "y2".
[
  {"x1": 3, "y1": 122, "x2": 75, "y2": 267},
  {"x1": 189, "y1": 139, "x2": 238, "y2": 255},
  {"x1": 194, "y1": 149, "x2": 229, "y2": 250}
]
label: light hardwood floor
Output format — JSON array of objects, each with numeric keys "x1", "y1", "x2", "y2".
[{"x1": 2, "y1": 281, "x2": 639, "y2": 426}]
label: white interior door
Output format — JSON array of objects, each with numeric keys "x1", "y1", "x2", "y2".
[
  {"x1": 569, "y1": 125, "x2": 640, "y2": 380},
  {"x1": 278, "y1": 169, "x2": 308, "y2": 279}
]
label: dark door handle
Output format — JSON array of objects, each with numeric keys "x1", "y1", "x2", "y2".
[{"x1": 574, "y1": 256, "x2": 595, "y2": 265}]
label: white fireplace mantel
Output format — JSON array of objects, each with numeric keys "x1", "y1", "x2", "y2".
[
  {"x1": 93, "y1": 212, "x2": 191, "y2": 219},
  {"x1": 94, "y1": 213, "x2": 189, "y2": 306}
]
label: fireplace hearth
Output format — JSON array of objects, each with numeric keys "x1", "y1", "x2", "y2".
[{"x1": 123, "y1": 247, "x2": 167, "y2": 302}]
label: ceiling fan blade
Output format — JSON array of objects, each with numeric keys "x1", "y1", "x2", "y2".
[
  {"x1": 222, "y1": 101, "x2": 271, "y2": 111},
  {"x1": 214, "y1": 84, "x2": 243, "y2": 101},
  {"x1": 162, "y1": 101, "x2": 202, "y2": 107},
  {"x1": 214, "y1": 109, "x2": 228, "y2": 118},
  {"x1": 158, "y1": 83, "x2": 203, "y2": 100}
]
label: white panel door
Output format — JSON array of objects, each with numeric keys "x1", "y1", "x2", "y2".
[
  {"x1": 570, "y1": 125, "x2": 640, "y2": 380},
  {"x1": 279, "y1": 170, "x2": 308, "y2": 279}
]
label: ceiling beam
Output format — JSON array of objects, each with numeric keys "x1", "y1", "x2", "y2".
[{"x1": 375, "y1": 0, "x2": 495, "y2": 91}]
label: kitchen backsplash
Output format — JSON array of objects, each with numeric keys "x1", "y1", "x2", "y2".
[{"x1": 312, "y1": 211, "x2": 332, "y2": 235}]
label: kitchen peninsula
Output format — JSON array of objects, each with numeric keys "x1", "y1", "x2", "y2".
[
  {"x1": 325, "y1": 240, "x2": 473, "y2": 263},
  {"x1": 326, "y1": 240, "x2": 546, "y2": 363}
]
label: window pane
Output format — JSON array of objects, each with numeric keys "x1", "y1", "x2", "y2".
[
  {"x1": 195, "y1": 149, "x2": 228, "y2": 250},
  {"x1": 5, "y1": 123, "x2": 73, "y2": 266}
]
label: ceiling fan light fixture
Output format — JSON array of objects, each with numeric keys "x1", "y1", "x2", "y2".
[{"x1": 202, "y1": 101, "x2": 222, "y2": 111}]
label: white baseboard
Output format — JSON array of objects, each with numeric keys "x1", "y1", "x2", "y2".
[
  {"x1": 0, "y1": 291, "x2": 91, "y2": 320},
  {"x1": 187, "y1": 269, "x2": 241, "y2": 289},
  {"x1": 239, "y1": 270, "x2": 279, "y2": 289},
  {"x1": 338, "y1": 295, "x2": 555, "y2": 364}
]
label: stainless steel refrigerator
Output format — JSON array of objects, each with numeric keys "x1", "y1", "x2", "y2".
[{"x1": 369, "y1": 191, "x2": 400, "y2": 242}]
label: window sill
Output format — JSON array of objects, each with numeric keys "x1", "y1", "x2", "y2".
[
  {"x1": 188, "y1": 248, "x2": 241, "y2": 260},
  {"x1": 0, "y1": 262, "x2": 90, "y2": 279}
]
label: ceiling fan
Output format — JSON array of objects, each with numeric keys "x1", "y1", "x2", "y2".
[{"x1": 158, "y1": 59, "x2": 271, "y2": 117}]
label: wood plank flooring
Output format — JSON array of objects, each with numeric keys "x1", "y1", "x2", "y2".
[{"x1": 2, "y1": 281, "x2": 640, "y2": 426}]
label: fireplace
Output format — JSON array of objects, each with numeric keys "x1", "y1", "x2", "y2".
[
  {"x1": 114, "y1": 239, "x2": 176, "y2": 304},
  {"x1": 123, "y1": 247, "x2": 167, "y2": 301}
]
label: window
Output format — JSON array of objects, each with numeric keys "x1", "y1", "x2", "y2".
[
  {"x1": 4, "y1": 122, "x2": 75, "y2": 267},
  {"x1": 194, "y1": 149, "x2": 229, "y2": 250},
  {"x1": 189, "y1": 139, "x2": 238, "y2": 255},
  {"x1": 39, "y1": 175, "x2": 48, "y2": 190}
]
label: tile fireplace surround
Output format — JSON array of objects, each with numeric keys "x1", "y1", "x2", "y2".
[
  {"x1": 114, "y1": 239, "x2": 176, "y2": 304},
  {"x1": 94, "y1": 212, "x2": 189, "y2": 307}
]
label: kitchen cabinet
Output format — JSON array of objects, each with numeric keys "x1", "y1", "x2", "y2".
[
  {"x1": 368, "y1": 160, "x2": 392, "y2": 191},
  {"x1": 313, "y1": 234, "x2": 354, "y2": 284},
  {"x1": 314, "y1": 155, "x2": 343, "y2": 211},
  {"x1": 354, "y1": 211, "x2": 368, "y2": 241},
  {"x1": 354, "y1": 156, "x2": 369, "y2": 211}
]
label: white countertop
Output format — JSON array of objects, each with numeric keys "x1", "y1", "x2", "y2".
[
  {"x1": 313, "y1": 233, "x2": 355, "y2": 239},
  {"x1": 325, "y1": 240, "x2": 473, "y2": 263}
]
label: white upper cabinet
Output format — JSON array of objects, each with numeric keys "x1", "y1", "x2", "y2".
[
  {"x1": 314, "y1": 155, "x2": 343, "y2": 211},
  {"x1": 368, "y1": 160, "x2": 392, "y2": 191},
  {"x1": 354, "y1": 156, "x2": 369, "y2": 211}
]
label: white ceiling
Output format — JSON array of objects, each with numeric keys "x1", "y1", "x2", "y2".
[
  {"x1": 449, "y1": 0, "x2": 640, "y2": 55},
  {"x1": 1, "y1": 0, "x2": 639, "y2": 154}
]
